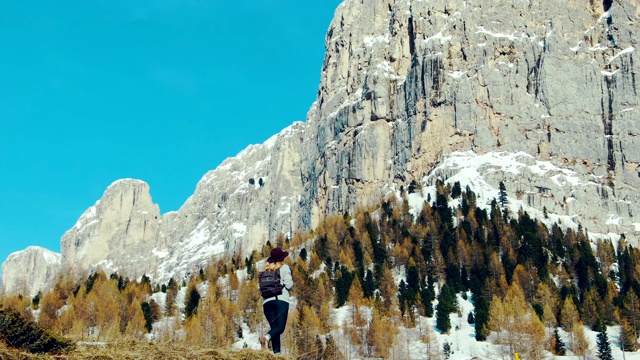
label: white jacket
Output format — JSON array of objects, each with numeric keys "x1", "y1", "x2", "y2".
[{"x1": 262, "y1": 264, "x2": 294, "y2": 304}]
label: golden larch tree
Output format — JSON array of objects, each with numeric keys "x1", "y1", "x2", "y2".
[
  {"x1": 572, "y1": 323, "x2": 592, "y2": 360},
  {"x1": 366, "y1": 308, "x2": 398, "y2": 359},
  {"x1": 488, "y1": 283, "x2": 546, "y2": 359},
  {"x1": 236, "y1": 277, "x2": 262, "y2": 330},
  {"x1": 38, "y1": 290, "x2": 62, "y2": 332},
  {"x1": 560, "y1": 297, "x2": 580, "y2": 332}
]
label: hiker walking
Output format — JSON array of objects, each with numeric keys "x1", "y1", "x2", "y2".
[{"x1": 258, "y1": 247, "x2": 293, "y2": 354}]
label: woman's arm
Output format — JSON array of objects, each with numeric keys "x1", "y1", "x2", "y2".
[{"x1": 282, "y1": 264, "x2": 294, "y2": 290}]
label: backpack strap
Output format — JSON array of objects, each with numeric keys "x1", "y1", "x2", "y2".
[{"x1": 275, "y1": 268, "x2": 280, "y2": 300}]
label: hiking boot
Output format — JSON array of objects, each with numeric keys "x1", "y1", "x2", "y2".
[{"x1": 259, "y1": 336, "x2": 267, "y2": 350}]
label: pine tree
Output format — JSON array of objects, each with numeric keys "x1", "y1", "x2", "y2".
[
  {"x1": 141, "y1": 302, "x2": 154, "y2": 332},
  {"x1": 184, "y1": 282, "x2": 201, "y2": 319},
  {"x1": 406, "y1": 263, "x2": 420, "y2": 301},
  {"x1": 421, "y1": 275, "x2": 436, "y2": 317},
  {"x1": 473, "y1": 293, "x2": 490, "y2": 341},
  {"x1": 553, "y1": 328, "x2": 566, "y2": 355},
  {"x1": 498, "y1": 181, "x2": 508, "y2": 207},
  {"x1": 436, "y1": 284, "x2": 456, "y2": 333},
  {"x1": 467, "y1": 311, "x2": 475, "y2": 324},
  {"x1": 335, "y1": 266, "x2": 353, "y2": 307},
  {"x1": 442, "y1": 340, "x2": 452, "y2": 359},
  {"x1": 363, "y1": 270, "x2": 375, "y2": 299},
  {"x1": 451, "y1": 181, "x2": 462, "y2": 199},
  {"x1": 596, "y1": 319, "x2": 613, "y2": 360},
  {"x1": 435, "y1": 299, "x2": 452, "y2": 334},
  {"x1": 398, "y1": 280, "x2": 408, "y2": 316}
]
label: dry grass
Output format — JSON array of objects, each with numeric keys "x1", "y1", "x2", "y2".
[{"x1": 0, "y1": 340, "x2": 286, "y2": 360}]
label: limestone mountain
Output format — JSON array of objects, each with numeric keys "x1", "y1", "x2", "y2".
[
  {"x1": 3, "y1": 0, "x2": 639, "y2": 296},
  {"x1": 1, "y1": 247, "x2": 61, "y2": 298}
]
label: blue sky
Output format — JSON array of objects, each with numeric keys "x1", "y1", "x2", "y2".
[{"x1": 0, "y1": 1, "x2": 343, "y2": 267}]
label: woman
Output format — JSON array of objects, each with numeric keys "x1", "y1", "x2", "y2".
[{"x1": 259, "y1": 247, "x2": 293, "y2": 354}]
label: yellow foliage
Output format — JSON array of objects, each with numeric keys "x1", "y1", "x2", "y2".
[
  {"x1": 391, "y1": 245, "x2": 410, "y2": 269},
  {"x1": 366, "y1": 308, "x2": 398, "y2": 359},
  {"x1": 236, "y1": 277, "x2": 262, "y2": 330},
  {"x1": 534, "y1": 282, "x2": 558, "y2": 327},
  {"x1": 1, "y1": 294, "x2": 33, "y2": 321},
  {"x1": 58, "y1": 304, "x2": 76, "y2": 336},
  {"x1": 195, "y1": 286, "x2": 239, "y2": 348},
  {"x1": 287, "y1": 304, "x2": 324, "y2": 358},
  {"x1": 512, "y1": 264, "x2": 538, "y2": 302},
  {"x1": 420, "y1": 324, "x2": 442, "y2": 360},
  {"x1": 124, "y1": 299, "x2": 146, "y2": 339},
  {"x1": 347, "y1": 277, "x2": 365, "y2": 307},
  {"x1": 338, "y1": 249, "x2": 355, "y2": 270},
  {"x1": 489, "y1": 283, "x2": 546, "y2": 359},
  {"x1": 377, "y1": 267, "x2": 399, "y2": 316},
  {"x1": 183, "y1": 316, "x2": 205, "y2": 347},
  {"x1": 38, "y1": 290, "x2": 62, "y2": 332},
  {"x1": 317, "y1": 214, "x2": 349, "y2": 261},
  {"x1": 94, "y1": 281, "x2": 120, "y2": 334},
  {"x1": 572, "y1": 323, "x2": 591, "y2": 359},
  {"x1": 53, "y1": 272, "x2": 78, "y2": 302},
  {"x1": 228, "y1": 271, "x2": 240, "y2": 297},
  {"x1": 308, "y1": 251, "x2": 322, "y2": 273},
  {"x1": 560, "y1": 297, "x2": 580, "y2": 332}
]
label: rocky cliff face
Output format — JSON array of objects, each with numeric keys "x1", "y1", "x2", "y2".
[
  {"x1": 1, "y1": 247, "x2": 61, "y2": 298},
  {"x1": 303, "y1": 0, "x2": 640, "y2": 226},
  {"x1": 60, "y1": 179, "x2": 161, "y2": 278},
  {"x1": 3, "y1": 0, "x2": 639, "y2": 295}
]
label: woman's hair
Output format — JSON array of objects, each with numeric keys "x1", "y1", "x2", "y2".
[{"x1": 264, "y1": 261, "x2": 283, "y2": 271}]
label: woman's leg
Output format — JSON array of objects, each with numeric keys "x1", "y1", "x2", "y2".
[
  {"x1": 263, "y1": 300, "x2": 278, "y2": 328},
  {"x1": 266, "y1": 300, "x2": 289, "y2": 353},
  {"x1": 262, "y1": 301, "x2": 277, "y2": 349}
]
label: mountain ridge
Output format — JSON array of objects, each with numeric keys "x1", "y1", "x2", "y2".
[{"x1": 3, "y1": 0, "x2": 639, "y2": 297}]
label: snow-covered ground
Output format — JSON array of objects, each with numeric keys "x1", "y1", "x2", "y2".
[
  {"x1": 403, "y1": 151, "x2": 627, "y2": 249},
  {"x1": 227, "y1": 289, "x2": 640, "y2": 359}
]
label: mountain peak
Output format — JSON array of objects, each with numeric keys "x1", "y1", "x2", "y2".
[
  {"x1": 2, "y1": 246, "x2": 61, "y2": 298},
  {"x1": 2, "y1": 0, "x2": 639, "y2": 295}
]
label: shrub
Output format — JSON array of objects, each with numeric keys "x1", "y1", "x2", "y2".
[{"x1": 0, "y1": 308, "x2": 73, "y2": 354}]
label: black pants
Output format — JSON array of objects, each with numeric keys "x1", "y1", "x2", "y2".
[{"x1": 263, "y1": 300, "x2": 289, "y2": 353}]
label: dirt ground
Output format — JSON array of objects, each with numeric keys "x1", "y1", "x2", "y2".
[{"x1": 0, "y1": 340, "x2": 286, "y2": 360}]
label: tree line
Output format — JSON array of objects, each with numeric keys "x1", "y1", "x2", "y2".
[{"x1": 2, "y1": 180, "x2": 639, "y2": 359}]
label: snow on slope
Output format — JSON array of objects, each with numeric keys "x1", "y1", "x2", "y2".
[
  {"x1": 230, "y1": 289, "x2": 640, "y2": 359},
  {"x1": 405, "y1": 151, "x2": 626, "y2": 247}
]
